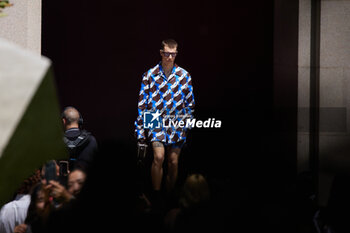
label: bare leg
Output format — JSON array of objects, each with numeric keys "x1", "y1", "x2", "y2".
[
  {"x1": 151, "y1": 141, "x2": 165, "y2": 191},
  {"x1": 166, "y1": 147, "x2": 181, "y2": 192}
]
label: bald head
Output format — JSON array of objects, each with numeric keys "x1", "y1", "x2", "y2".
[{"x1": 62, "y1": 107, "x2": 80, "y2": 129}]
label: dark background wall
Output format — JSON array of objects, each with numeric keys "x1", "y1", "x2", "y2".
[
  {"x1": 42, "y1": 0, "x2": 274, "y2": 177},
  {"x1": 42, "y1": 0, "x2": 299, "y2": 231}
]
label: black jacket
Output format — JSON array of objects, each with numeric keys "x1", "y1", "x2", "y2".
[{"x1": 64, "y1": 128, "x2": 98, "y2": 170}]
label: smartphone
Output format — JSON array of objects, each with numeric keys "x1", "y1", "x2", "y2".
[
  {"x1": 59, "y1": 161, "x2": 69, "y2": 176},
  {"x1": 44, "y1": 160, "x2": 57, "y2": 183}
]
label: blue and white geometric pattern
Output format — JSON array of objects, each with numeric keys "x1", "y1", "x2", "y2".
[{"x1": 135, "y1": 63, "x2": 195, "y2": 144}]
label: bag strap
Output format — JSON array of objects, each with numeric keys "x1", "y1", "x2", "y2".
[{"x1": 64, "y1": 130, "x2": 91, "y2": 149}]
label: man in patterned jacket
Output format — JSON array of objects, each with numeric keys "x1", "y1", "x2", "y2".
[{"x1": 135, "y1": 39, "x2": 195, "y2": 197}]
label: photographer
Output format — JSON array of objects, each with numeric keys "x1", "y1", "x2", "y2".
[
  {"x1": 61, "y1": 106, "x2": 98, "y2": 172},
  {"x1": 46, "y1": 168, "x2": 87, "y2": 203},
  {"x1": 0, "y1": 170, "x2": 41, "y2": 233},
  {"x1": 13, "y1": 183, "x2": 52, "y2": 233},
  {"x1": 41, "y1": 162, "x2": 87, "y2": 207}
]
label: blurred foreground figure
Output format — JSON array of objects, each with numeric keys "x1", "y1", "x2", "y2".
[{"x1": 0, "y1": 171, "x2": 41, "y2": 233}]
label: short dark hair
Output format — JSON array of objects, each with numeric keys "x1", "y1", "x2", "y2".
[{"x1": 161, "y1": 39, "x2": 178, "y2": 50}]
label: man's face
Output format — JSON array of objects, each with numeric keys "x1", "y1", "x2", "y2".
[
  {"x1": 68, "y1": 170, "x2": 86, "y2": 196},
  {"x1": 160, "y1": 45, "x2": 178, "y2": 65}
]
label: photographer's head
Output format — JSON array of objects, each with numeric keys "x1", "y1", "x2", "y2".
[{"x1": 61, "y1": 106, "x2": 82, "y2": 130}]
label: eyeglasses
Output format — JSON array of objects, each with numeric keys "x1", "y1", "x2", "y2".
[{"x1": 161, "y1": 51, "x2": 178, "y2": 57}]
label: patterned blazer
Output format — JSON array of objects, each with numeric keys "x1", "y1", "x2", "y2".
[{"x1": 135, "y1": 63, "x2": 195, "y2": 144}]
